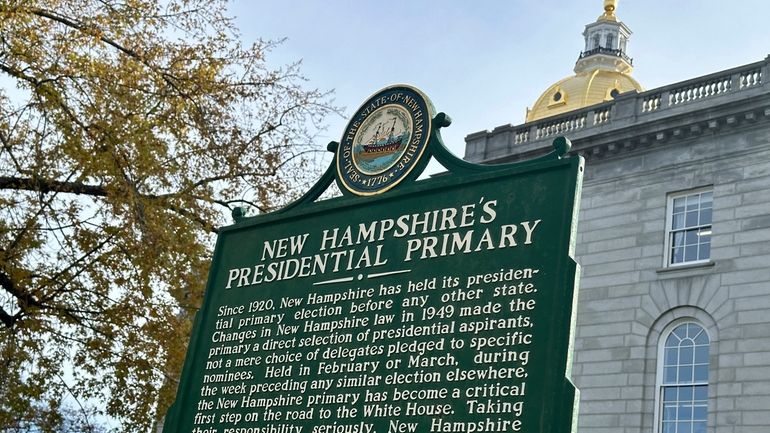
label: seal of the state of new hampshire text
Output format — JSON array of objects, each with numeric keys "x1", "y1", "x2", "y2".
[{"x1": 336, "y1": 85, "x2": 434, "y2": 196}]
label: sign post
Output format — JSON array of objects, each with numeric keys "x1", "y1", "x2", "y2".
[{"x1": 163, "y1": 85, "x2": 583, "y2": 433}]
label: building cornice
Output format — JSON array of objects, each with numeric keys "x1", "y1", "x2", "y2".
[{"x1": 465, "y1": 57, "x2": 770, "y2": 165}]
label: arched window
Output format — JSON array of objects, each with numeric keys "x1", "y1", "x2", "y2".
[
  {"x1": 593, "y1": 34, "x2": 601, "y2": 49},
  {"x1": 657, "y1": 322, "x2": 710, "y2": 433},
  {"x1": 605, "y1": 33, "x2": 615, "y2": 49}
]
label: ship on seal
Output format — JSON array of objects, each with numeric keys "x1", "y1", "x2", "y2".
[{"x1": 358, "y1": 118, "x2": 406, "y2": 160}]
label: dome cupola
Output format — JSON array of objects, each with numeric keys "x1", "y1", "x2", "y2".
[{"x1": 526, "y1": 0, "x2": 643, "y2": 123}]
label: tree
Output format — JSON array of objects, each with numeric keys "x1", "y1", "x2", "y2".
[{"x1": 0, "y1": 1, "x2": 336, "y2": 431}]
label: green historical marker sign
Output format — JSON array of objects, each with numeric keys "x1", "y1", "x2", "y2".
[{"x1": 163, "y1": 85, "x2": 583, "y2": 433}]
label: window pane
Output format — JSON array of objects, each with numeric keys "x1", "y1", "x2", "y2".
[
  {"x1": 673, "y1": 197, "x2": 686, "y2": 213},
  {"x1": 694, "y1": 405, "x2": 707, "y2": 420},
  {"x1": 665, "y1": 347, "x2": 678, "y2": 365},
  {"x1": 694, "y1": 385, "x2": 708, "y2": 400},
  {"x1": 678, "y1": 422, "x2": 693, "y2": 433},
  {"x1": 679, "y1": 386, "x2": 693, "y2": 401},
  {"x1": 672, "y1": 213, "x2": 685, "y2": 229},
  {"x1": 663, "y1": 403, "x2": 677, "y2": 420},
  {"x1": 694, "y1": 345, "x2": 709, "y2": 363},
  {"x1": 685, "y1": 245, "x2": 698, "y2": 262},
  {"x1": 666, "y1": 333, "x2": 681, "y2": 347},
  {"x1": 700, "y1": 208, "x2": 712, "y2": 225},
  {"x1": 701, "y1": 192, "x2": 713, "y2": 206},
  {"x1": 679, "y1": 365, "x2": 693, "y2": 382},
  {"x1": 672, "y1": 247, "x2": 684, "y2": 264},
  {"x1": 694, "y1": 329, "x2": 709, "y2": 345},
  {"x1": 664, "y1": 387, "x2": 677, "y2": 401},
  {"x1": 679, "y1": 340, "x2": 694, "y2": 365},
  {"x1": 686, "y1": 324, "x2": 700, "y2": 339},
  {"x1": 698, "y1": 242, "x2": 711, "y2": 261},
  {"x1": 678, "y1": 403, "x2": 692, "y2": 419},
  {"x1": 686, "y1": 211, "x2": 699, "y2": 227},
  {"x1": 693, "y1": 421, "x2": 707, "y2": 433},
  {"x1": 685, "y1": 230, "x2": 698, "y2": 245},
  {"x1": 694, "y1": 365, "x2": 708, "y2": 382},
  {"x1": 673, "y1": 324, "x2": 688, "y2": 340},
  {"x1": 665, "y1": 366, "x2": 677, "y2": 383},
  {"x1": 673, "y1": 232, "x2": 685, "y2": 246},
  {"x1": 686, "y1": 195, "x2": 699, "y2": 210},
  {"x1": 662, "y1": 421, "x2": 676, "y2": 433}
]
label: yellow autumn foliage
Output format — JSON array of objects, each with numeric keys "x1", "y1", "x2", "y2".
[{"x1": 0, "y1": 1, "x2": 336, "y2": 431}]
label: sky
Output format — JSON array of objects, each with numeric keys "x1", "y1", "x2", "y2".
[{"x1": 230, "y1": 0, "x2": 770, "y2": 167}]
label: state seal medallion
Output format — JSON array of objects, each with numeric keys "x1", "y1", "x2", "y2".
[{"x1": 337, "y1": 85, "x2": 434, "y2": 196}]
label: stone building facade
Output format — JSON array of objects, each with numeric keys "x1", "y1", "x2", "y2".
[{"x1": 464, "y1": 2, "x2": 770, "y2": 432}]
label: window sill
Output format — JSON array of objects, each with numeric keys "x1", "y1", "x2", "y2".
[{"x1": 656, "y1": 260, "x2": 716, "y2": 278}]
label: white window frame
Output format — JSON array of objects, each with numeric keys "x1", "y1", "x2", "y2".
[
  {"x1": 653, "y1": 320, "x2": 710, "y2": 433},
  {"x1": 663, "y1": 187, "x2": 713, "y2": 267}
]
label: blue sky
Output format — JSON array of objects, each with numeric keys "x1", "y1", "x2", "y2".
[{"x1": 231, "y1": 0, "x2": 770, "y2": 162}]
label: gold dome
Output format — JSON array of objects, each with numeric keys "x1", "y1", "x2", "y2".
[
  {"x1": 525, "y1": 0, "x2": 642, "y2": 123},
  {"x1": 526, "y1": 69, "x2": 642, "y2": 122}
]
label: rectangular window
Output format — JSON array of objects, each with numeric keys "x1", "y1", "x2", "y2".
[
  {"x1": 665, "y1": 188, "x2": 712, "y2": 266},
  {"x1": 605, "y1": 34, "x2": 614, "y2": 49}
]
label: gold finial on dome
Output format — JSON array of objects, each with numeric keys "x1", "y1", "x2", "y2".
[{"x1": 600, "y1": 0, "x2": 618, "y2": 21}]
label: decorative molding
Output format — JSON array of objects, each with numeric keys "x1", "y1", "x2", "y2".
[{"x1": 466, "y1": 58, "x2": 770, "y2": 165}]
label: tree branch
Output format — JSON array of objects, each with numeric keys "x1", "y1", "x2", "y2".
[
  {"x1": 0, "y1": 176, "x2": 108, "y2": 196},
  {"x1": 21, "y1": 7, "x2": 144, "y2": 62},
  {"x1": 0, "y1": 270, "x2": 46, "y2": 327},
  {"x1": 0, "y1": 306, "x2": 15, "y2": 327}
]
